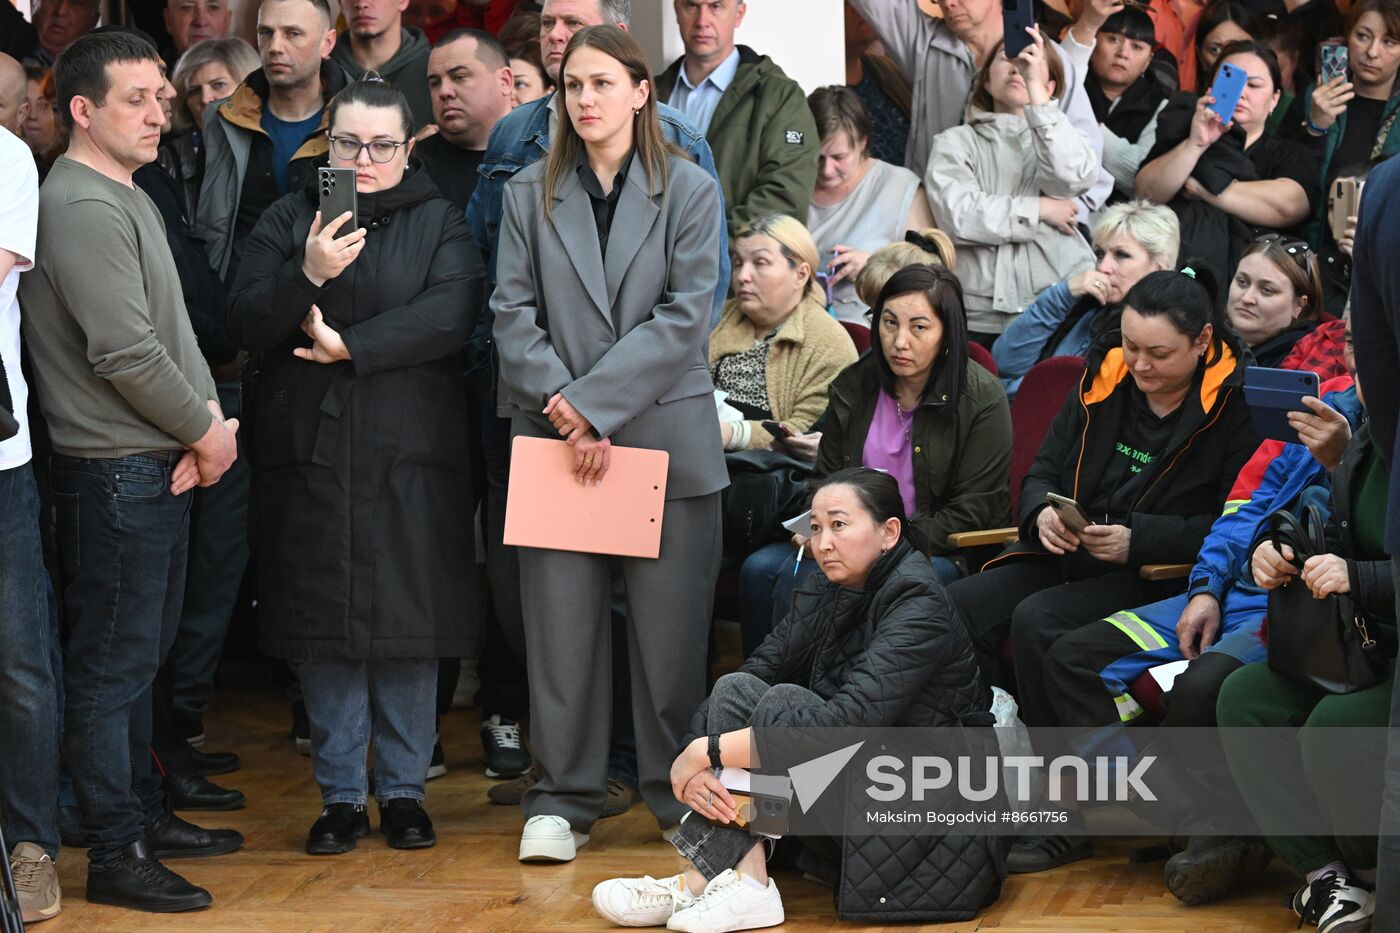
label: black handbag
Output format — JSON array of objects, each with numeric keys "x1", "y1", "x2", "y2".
[
  {"x1": 0, "y1": 353, "x2": 18, "y2": 443},
  {"x1": 1262, "y1": 504, "x2": 1381, "y2": 694},
  {"x1": 720, "y1": 448, "x2": 811, "y2": 566}
]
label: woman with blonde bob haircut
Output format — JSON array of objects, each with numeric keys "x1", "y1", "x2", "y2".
[
  {"x1": 710, "y1": 213, "x2": 858, "y2": 452},
  {"x1": 491, "y1": 25, "x2": 730, "y2": 864},
  {"x1": 994, "y1": 200, "x2": 1180, "y2": 398}
]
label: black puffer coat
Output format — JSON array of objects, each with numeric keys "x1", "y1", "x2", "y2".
[
  {"x1": 689, "y1": 540, "x2": 1003, "y2": 920},
  {"x1": 228, "y1": 166, "x2": 482, "y2": 659}
]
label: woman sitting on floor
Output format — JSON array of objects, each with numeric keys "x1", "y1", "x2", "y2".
[{"x1": 592, "y1": 468, "x2": 993, "y2": 931}]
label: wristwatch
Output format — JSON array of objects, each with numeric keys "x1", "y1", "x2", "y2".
[{"x1": 707, "y1": 733, "x2": 723, "y2": 769}]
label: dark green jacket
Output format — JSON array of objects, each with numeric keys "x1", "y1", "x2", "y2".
[
  {"x1": 815, "y1": 353, "x2": 1012, "y2": 554},
  {"x1": 656, "y1": 46, "x2": 818, "y2": 236}
]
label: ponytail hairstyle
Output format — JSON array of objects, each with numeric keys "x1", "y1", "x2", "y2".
[
  {"x1": 810, "y1": 467, "x2": 929, "y2": 553},
  {"x1": 542, "y1": 25, "x2": 683, "y2": 221},
  {"x1": 855, "y1": 228, "x2": 957, "y2": 307},
  {"x1": 328, "y1": 73, "x2": 415, "y2": 139},
  {"x1": 1122, "y1": 267, "x2": 1226, "y2": 364}
]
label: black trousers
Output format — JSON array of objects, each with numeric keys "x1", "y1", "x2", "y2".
[{"x1": 946, "y1": 557, "x2": 1180, "y2": 726}]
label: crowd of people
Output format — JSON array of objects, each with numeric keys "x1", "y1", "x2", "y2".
[{"x1": 3, "y1": 0, "x2": 1400, "y2": 930}]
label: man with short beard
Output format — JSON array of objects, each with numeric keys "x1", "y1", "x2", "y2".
[
  {"x1": 329, "y1": 0, "x2": 434, "y2": 127},
  {"x1": 195, "y1": 0, "x2": 345, "y2": 282}
]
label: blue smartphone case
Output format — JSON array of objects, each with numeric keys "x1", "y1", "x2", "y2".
[
  {"x1": 1207, "y1": 63, "x2": 1248, "y2": 124},
  {"x1": 1002, "y1": 0, "x2": 1036, "y2": 58},
  {"x1": 1243, "y1": 366, "x2": 1320, "y2": 443}
]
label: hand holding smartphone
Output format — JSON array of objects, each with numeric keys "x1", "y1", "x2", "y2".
[
  {"x1": 761, "y1": 420, "x2": 795, "y2": 440},
  {"x1": 1045, "y1": 492, "x2": 1091, "y2": 535},
  {"x1": 1206, "y1": 62, "x2": 1248, "y2": 125}
]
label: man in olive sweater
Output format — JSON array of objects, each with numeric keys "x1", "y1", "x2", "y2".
[{"x1": 18, "y1": 32, "x2": 241, "y2": 914}]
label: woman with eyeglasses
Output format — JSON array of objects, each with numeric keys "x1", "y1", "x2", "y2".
[
  {"x1": 227, "y1": 79, "x2": 482, "y2": 855},
  {"x1": 1225, "y1": 234, "x2": 1325, "y2": 367},
  {"x1": 1136, "y1": 41, "x2": 1321, "y2": 293}
]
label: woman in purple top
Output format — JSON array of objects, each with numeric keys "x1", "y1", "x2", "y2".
[{"x1": 737, "y1": 264, "x2": 1013, "y2": 656}]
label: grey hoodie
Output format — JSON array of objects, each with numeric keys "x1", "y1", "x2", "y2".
[{"x1": 330, "y1": 27, "x2": 434, "y2": 129}]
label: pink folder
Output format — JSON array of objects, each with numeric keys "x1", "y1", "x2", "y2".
[{"x1": 503, "y1": 436, "x2": 670, "y2": 558}]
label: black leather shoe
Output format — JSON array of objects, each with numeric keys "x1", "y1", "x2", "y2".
[
  {"x1": 86, "y1": 839, "x2": 212, "y2": 913},
  {"x1": 165, "y1": 773, "x2": 246, "y2": 812},
  {"x1": 145, "y1": 811, "x2": 244, "y2": 859},
  {"x1": 306, "y1": 804, "x2": 370, "y2": 855},
  {"x1": 188, "y1": 748, "x2": 240, "y2": 777},
  {"x1": 379, "y1": 799, "x2": 436, "y2": 850}
]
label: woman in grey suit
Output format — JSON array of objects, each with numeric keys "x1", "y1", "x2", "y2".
[{"x1": 491, "y1": 25, "x2": 728, "y2": 863}]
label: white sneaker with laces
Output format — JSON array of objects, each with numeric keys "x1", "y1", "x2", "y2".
[
  {"x1": 592, "y1": 873, "x2": 695, "y2": 927},
  {"x1": 519, "y1": 814, "x2": 588, "y2": 862},
  {"x1": 665, "y1": 869, "x2": 783, "y2": 933},
  {"x1": 1293, "y1": 870, "x2": 1374, "y2": 933}
]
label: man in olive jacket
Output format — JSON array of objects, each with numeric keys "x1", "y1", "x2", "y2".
[{"x1": 655, "y1": 0, "x2": 817, "y2": 237}]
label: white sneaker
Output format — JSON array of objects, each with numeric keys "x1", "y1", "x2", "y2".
[
  {"x1": 519, "y1": 815, "x2": 589, "y2": 862},
  {"x1": 592, "y1": 873, "x2": 695, "y2": 927},
  {"x1": 1293, "y1": 870, "x2": 1374, "y2": 933},
  {"x1": 666, "y1": 869, "x2": 783, "y2": 932}
]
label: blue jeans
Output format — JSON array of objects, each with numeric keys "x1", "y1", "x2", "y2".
[
  {"x1": 0, "y1": 464, "x2": 62, "y2": 858},
  {"x1": 299, "y1": 658, "x2": 437, "y2": 806},
  {"x1": 738, "y1": 543, "x2": 961, "y2": 658},
  {"x1": 51, "y1": 452, "x2": 191, "y2": 867}
]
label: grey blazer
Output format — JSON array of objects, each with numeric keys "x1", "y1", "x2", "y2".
[{"x1": 491, "y1": 152, "x2": 729, "y2": 500}]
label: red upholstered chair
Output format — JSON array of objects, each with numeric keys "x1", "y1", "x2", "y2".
[
  {"x1": 968, "y1": 340, "x2": 999, "y2": 376},
  {"x1": 840, "y1": 320, "x2": 871, "y2": 354}
]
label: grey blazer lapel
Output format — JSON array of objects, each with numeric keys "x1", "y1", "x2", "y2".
[
  {"x1": 551, "y1": 172, "x2": 612, "y2": 324},
  {"x1": 604, "y1": 158, "x2": 663, "y2": 307}
]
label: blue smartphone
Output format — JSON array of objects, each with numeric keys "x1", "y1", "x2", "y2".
[
  {"x1": 1002, "y1": 0, "x2": 1036, "y2": 58},
  {"x1": 1243, "y1": 366, "x2": 1320, "y2": 442},
  {"x1": 1207, "y1": 63, "x2": 1248, "y2": 125}
]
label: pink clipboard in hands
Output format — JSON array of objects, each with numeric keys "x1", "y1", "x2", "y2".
[{"x1": 503, "y1": 436, "x2": 669, "y2": 559}]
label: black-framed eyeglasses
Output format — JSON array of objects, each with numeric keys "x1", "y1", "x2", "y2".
[{"x1": 328, "y1": 135, "x2": 408, "y2": 163}]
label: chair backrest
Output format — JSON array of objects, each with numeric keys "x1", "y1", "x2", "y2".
[
  {"x1": 1009, "y1": 356, "x2": 1084, "y2": 516},
  {"x1": 968, "y1": 340, "x2": 998, "y2": 376},
  {"x1": 840, "y1": 320, "x2": 871, "y2": 354}
]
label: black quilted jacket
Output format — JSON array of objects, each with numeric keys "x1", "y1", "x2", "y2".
[{"x1": 690, "y1": 540, "x2": 1005, "y2": 920}]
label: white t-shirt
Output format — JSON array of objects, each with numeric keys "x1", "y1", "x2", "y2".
[{"x1": 0, "y1": 130, "x2": 39, "y2": 470}]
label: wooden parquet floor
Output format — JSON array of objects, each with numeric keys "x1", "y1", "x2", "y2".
[{"x1": 40, "y1": 684, "x2": 1305, "y2": 932}]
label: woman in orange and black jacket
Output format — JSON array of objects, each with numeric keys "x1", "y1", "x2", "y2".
[{"x1": 946, "y1": 270, "x2": 1259, "y2": 723}]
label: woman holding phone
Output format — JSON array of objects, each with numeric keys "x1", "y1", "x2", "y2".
[
  {"x1": 1136, "y1": 42, "x2": 1320, "y2": 292},
  {"x1": 1299, "y1": 0, "x2": 1400, "y2": 310},
  {"x1": 227, "y1": 79, "x2": 481, "y2": 854},
  {"x1": 945, "y1": 270, "x2": 1258, "y2": 874},
  {"x1": 490, "y1": 25, "x2": 728, "y2": 862}
]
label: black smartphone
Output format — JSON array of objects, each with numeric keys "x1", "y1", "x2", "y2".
[
  {"x1": 761, "y1": 420, "x2": 795, "y2": 439},
  {"x1": 1002, "y1": 0, "x2": 1036, "y2": 58},
  {"x1": 318, "y1": 167, "x2": 358, "y2": 237}
]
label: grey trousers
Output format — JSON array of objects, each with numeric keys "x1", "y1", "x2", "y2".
[
  {"x1": 518, "y1": 490, "x2": 722, "y2": 832},
  {"x1": 670, "y1": 672, "x2": 825, "y2": 880}
]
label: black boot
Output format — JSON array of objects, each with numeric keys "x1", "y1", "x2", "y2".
[
  {"x1": 85, "y1": 839, "x2": 213, "y2": 913},
  {"x1": 165, "y1": 773, "x2": 247, "y2": 811},
  {"x1": 145, "y1": 810, "x2": 244, "y2": 859},
  {"x1": 188, "y1": 748, "x2": 241, "y2": 777},
  {"x1": 379, "y1": 799, "x2": 436, "y2": 850},
  {"x1": 306, "y1": 803, "x2": 370, "y2": 855},
  {"x1": 1164, "y1": 836, "x2": 1274, "y2": 905}
]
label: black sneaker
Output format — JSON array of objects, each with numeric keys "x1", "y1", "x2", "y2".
[
  {"x1": 306, "y1": 803, "x2": 371, "y2": 855},
  {"x1": 379, "y1": 799, "x2": 436, "y2": 850},
  {"x1": 291, "y1": 700, "x2": 311, "y2": 756},
  {"x1": 427, "y1": 737, "x2": 447, "y2": 781},
  {"x1": 1005, "y1": 833, "x2": 1094, "y2": 874},
  {"x1": 1164, "y1": 836, "x2": 1273, "y2": 906},
  {"x1": 145, "y1": 811, "x2": 244, "y2": 859},
  {"x1": 481, "y1": 715, "x2": 531, "y2": 779},
  {"x1": 86, "y1": 840, "x2": 212, "y2": 913}
]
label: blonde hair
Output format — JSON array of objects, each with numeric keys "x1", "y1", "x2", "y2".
[
  {"x1": 854, "y1": 228, "x2": 957, "y2": 308},
  {"x1": 1091, "y1": 200, "x2": 1181, "y2": 271},
  {"x1": 733, "y1": 213, "x2": 824, "y2": 305}
]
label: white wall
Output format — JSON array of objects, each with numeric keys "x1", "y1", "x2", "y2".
[{"x1": 631, "y1": 0, "x2": 846, "y2": 94}]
